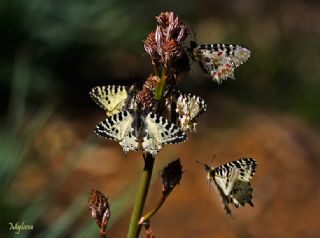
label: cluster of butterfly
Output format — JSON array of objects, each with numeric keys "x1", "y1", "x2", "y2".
[
  {"x1": 91, "y1": 41, "x2": 250, "y2": 156},
  {"x1": 91, "y1": 42, "x2": 255, "y2": 215},
  {"x1": 200, "y1": 157, "x2": 257, "y2": 216},
  {"x1": 90, "y1": 85, "x2": 207, "y2": 156}
]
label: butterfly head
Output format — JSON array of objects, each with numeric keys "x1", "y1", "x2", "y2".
[
  {"x1": 190, "y1": 41, "x2": 198, "y2": 50},
  {"x1": 196, "y1": 160, "x2": 212, "y2": 172},
  {"x1": 188, "y1": 41, "x2": 198, "y2": 60}
]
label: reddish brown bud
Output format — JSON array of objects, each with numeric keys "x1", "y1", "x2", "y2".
[
  {"x1": 88, "y1": 189, "x2": 110, "y2": 236},
  {"x1": 156, "y1": 12, "x2": 171, "y2": 28},
  {"x1": 156, "y1": 12, "x2": 188, "y2": 43},
  {"x1": 136, "y1": 75, "x2": 160, "y2": 111},
  {"x1": 161, "y1": 159, "x2": 183, "y2": 196},
  {"x1": 146, "y1": 12, "x2": 189, "y2": 65},
  {"x1": 144, "y1": 31, "x2": 159, "y2": 62},
  {"x1": 163, "y1": 39, "x2": 181, "y2": 64}
]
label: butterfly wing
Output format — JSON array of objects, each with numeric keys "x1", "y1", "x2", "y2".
[
  {"x1": 229, "y1": 180, "x2": 254, "y2": 207},
  {"x1": 207, "y1": 158, "x2": 256, "y2": 215},
  {"x1": 193, "y1": 44, "x2": 251, "y2": 84},
  {"x1": 228, "y1": 158, "x2": 256, "y2": 207},
  {"x1": 89, "y1": 85, "x2": 135, "y2": 117},
  {"x1": 173, "y1": 91, "x2": 207, "y2": 132},
  {"x1": 228, "y1": 45, "x2": 251, "y2": 67},
  {"x1": 214, "y1": 167, "x2": 240, "y2": 196},
  {"x1": 212, "y1": 178, "x2": 233, "y2": 215},
  {"x1": 229, "y1": 158, "x2": 256, "y2": 182},
  {"x1": 94, "y1": 110, "x2": 139, "y2": 154},
  {"x1": 142, "y1": 112, "x2": 187, "y2": 156}
]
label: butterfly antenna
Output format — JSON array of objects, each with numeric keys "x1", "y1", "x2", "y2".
[
  {"x1": 196, "y1": 160, "x2": 212, "y2": 172},
  {"x1": 189, "y1": 28, "x2": 198, "y2": 55},
  {"x1": 209, "y1": 154, "x2": 217, "y2": 165},
  {"x1": 191, "y1": 28, "x2": 197, "y2": 42},
  {"x1": 195, "y1": 160, "x2": 205, "y2": 166},
  {"x1": 127, "y1": 70, "x2": 132, "y2": 78}
]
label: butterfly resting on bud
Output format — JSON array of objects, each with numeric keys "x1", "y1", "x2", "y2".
[
  {"x1": 197, "y1": 158, "x2": 257, "y2": 216},
  {"x1": 166, "y1": 90, "x2": 207, "y2": 133},
  {"x1": 94, "y1": 109, "x2": 187, "y2": 156},
  {"x1": 89, "y1": 85, "x2": 136, "y2": 117},
  {"x1": 90, "y1": 85, "x2": 207, "y2": 134}
]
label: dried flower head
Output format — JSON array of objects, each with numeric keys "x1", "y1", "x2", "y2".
[
  {"x1": 156, "y1": 12, "x2": 188, "y2": 43},
  {"x1": 144, "y1": 31, "x2": 159, "y2": 63},
  {"x1": 136, "y1": 75, "x2": 160, "y2": 111},
  {"x1": 88, "y1": 189, "x2": 110, "y2": 236},
  {"x1": 163, "y1": 39, "x2": 181, "y2": 64},
  {"x1": 146, "y1": 12, "x2": 188, "y2": 65},
  {"x1": 161, "y1": 159, "x2": 183, "y2": 196},
  {"x1": 156, "y1": 12, "x2": 170, "y2": 28}
]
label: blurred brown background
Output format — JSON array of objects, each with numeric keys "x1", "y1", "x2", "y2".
[{"x1": 1, "y1": 0, "x2": 320, "y2": 237}]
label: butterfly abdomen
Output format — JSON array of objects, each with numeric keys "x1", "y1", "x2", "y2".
[{"x1": 132, "y1": 110, "x2": 146, "y2": 140}]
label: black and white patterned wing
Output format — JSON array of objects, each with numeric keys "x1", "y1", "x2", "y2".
[
  {"x1": 94, "y1": 110, "x2": 139, "y2": 154},
  {"x1": 90, "y1": 85, "x2": 135, "y2": 117},
  {"x1": 214, "y1": 166, "x2": 240, "y2": 196},
  {"x1": 95, "y1": 110, "x2": 187, "y2": 156},
  {"x1": 227, "y1": 158, "x2": 256, "y2": 207},
  {"x1": 142, "y1": 112, "x2": 187, "y2": 156},
  {"x1": 174, "y1": 91, "x2": 207, "y2": 132},
  {"x1": 193, "y1": 43, "x2": 251, "y2": 84},
  {"x1": 205, "y1": 158, "x2": 256, "y2": 215},
  {"x1": 229, "y1": 158, "x2": 256, "y2": 182},
  {"x1": 215, "y1": 158, "x2": 256, "y2": 213}
]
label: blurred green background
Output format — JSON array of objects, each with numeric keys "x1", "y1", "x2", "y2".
[{"x1": 1, "y1": 0, "x2": 320, "y2": 237}]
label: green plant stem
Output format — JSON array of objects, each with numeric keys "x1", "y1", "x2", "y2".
[
  {"x1": 155, "y1": 66, "x2": 167, "y2": 100},
  {"x1": 127, "y1": 153, "x2": 155, "y2": 238},
  {"x1": 99, "y1": 230, "x2": 106, "y2": 238},
  {"x1": 152, "y1": 61, "x2": 159, "y2": 77},
  {"x1": 139, "y1": 195, "x2": 167, "y2": 225}
]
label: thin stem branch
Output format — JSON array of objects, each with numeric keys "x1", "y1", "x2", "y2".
[
  {"x1": 127, "y1": 153, "x2": 155, "y2": 238},
  {"x1": 139, "y1": 195, "x2": 167, "y2": 225}
]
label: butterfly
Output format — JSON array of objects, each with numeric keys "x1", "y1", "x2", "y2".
[
  {"x1": 198, "y1": 158, "x2": 257, "y2": 216},
  {"x1": 166, "y1": 90, "x2": 207, "y2": 132},
  {"x1": 190, "y1": 41, "x2": 251, "y2": 84},
  {"x1": 94, "y1": 109, "x2": 187, "y2": 156},
  {"x1": 89, "y1": 85, "x2": 136, "y2": 117}
]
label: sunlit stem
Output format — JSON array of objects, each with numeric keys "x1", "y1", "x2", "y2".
[
  {"x1": 152, "y1": 61, "x2": 159, "y2": 77},
  {"x1": 99, "y1": 229, "x2": 106, "y2": 238},
  {"x1": 139, "y1": 194, "x2": 167, "y2": 225},
  {"x1": 154, "y1": 66, "x2": 167, "y2": 101},
  {"x1": 127, "y1": 153, "x2": 155, "y2": 238}
]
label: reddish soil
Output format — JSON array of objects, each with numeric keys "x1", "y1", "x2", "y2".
[{"x1": 11, "y1": 98, "x2": 320, "y2": 238}]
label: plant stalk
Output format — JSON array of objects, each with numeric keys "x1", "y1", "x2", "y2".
[
  {"x1": 127, "y1": 153, "x2": 155, "y2": 238},
  {"x1": 139, "y1": 195, "x2": 167, "y2": 225},
  {"x1": 99, "y1": 230, "x2": 106, "y2": 238},
  {"x1": 155, "y1": 66, "x2": 167, "y2": 100}
]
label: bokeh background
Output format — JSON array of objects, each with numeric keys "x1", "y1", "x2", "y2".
[{"x1": 1, "y1": 0, "x2": 320, "y2": 237}]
